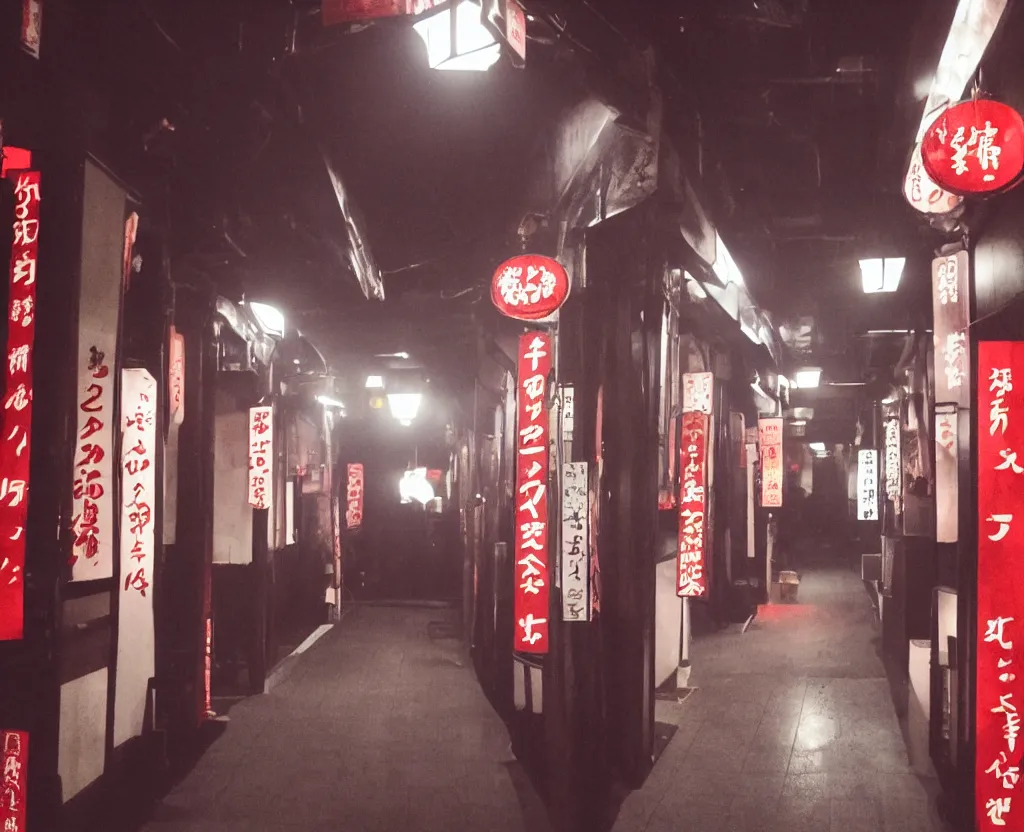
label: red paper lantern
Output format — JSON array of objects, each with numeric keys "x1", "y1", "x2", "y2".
[
  {"x1": 490, "y1": 255, "x2": 570, "y2": 321},
  {"x1": 921, "y1": 99, "x2": 1024, "y2": 196}
]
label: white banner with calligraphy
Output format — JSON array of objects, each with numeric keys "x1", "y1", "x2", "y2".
[
  {"x1": 758, "y1": 418, "x2": 784, "y2": 508},
  {"x1": 70, "y1": 162, "x2": 127, "y2": 581},
  {"x1": 936, "y1": 407, "x2": 958, "y2": 544},
  {"x1": 932, "y1": 251, "x2": 971, "y2": 408},
  {"x1": 857, "y1": 449, "x2": 878, "y2": 521},
  {"x1": 560, "y1": 462, "x2": 589, "y2": 622},
  {"x1": 885, "y1": 417, "x2": 902, "y2": 516},
  {"x1": 114, "y1": 368, "x2": 157, "y2": 747},
  {"x1": 683, "y1": 372, "x2": 714, "y2": 415},
  {"x1": 248, "y1": 406, "x2": 274, "y2": 510}
]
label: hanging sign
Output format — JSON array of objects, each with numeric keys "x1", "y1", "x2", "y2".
[
  {"x1": 933, "y1": 251, "x2": 971, "y2": 408},
  {"x1": 0, "y1": 172, "x2": 40, "y2": 641},
  {"x1": 1, "y1": 730, "x2": 28, "y2": 832},
  {"x1": 491, "y1": 255, "x2": 570, "y2": 321},
  {"x1": 560, "y1": 385, "x2": 575, "y2": 442},
  {"x1": 758, "y1": 417, "x2": 784, "y2": 508},
  {"x1": 514, "y1": 331, "x2": 552, "y2": 653},
  {"x1": 682, "y1": 372, "x2": 713, "y2": 415},
  {"x1": 885, "y1": 417, "x2": 902, "y2": 514},
  {"x1": 857, "y1": 449, "x2": 878, "y2": 521},
  {"x1": 904, "y1": 142, "x2": 963, "y2": 215},
  {"x1": 346, "y1": 463, "x2": 364, "y2": 529},
  {"x1": 977, "y1": 341, "x2": 1024, "y2": 832},
  {"x1": 168, "y1": 328, "x2": 185, "y2": 425},
  {"x1": 561, "y1": 461, "x2": 589, "y2": 622},
  {"x1": 20, "y1": 0, "x2": 41, "y2": 59},
  {"x1": 922, "y1": 99, "x2": 1024, "y2": 195},
  {"x1": 247, "y1": 406, "x2": 274, "y2": 510},
  {"x1": 936, "y1": 407, "x2": 959, "y2": 543},
  {"x1": 677, "y1": 411, "x2": 708, "y2": 597},
  {"x1": 506, "y1": 0, "x2": 526, "y2": 62},
  {"x1": 114, "y1": 368, "x2": 157, "y2": 746},
  {"x1": 322, "y1": 0, "x2": 440, "y2": 25}
]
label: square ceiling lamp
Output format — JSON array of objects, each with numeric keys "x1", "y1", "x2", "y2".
[
  {"x1": 413, "y1": 1, "x2": 501, "y2": 71},
  {"x1": 860, "y1": 258, "x2": 905, "y2": 293},
  {"x1": 793, "y1": 368, "x2": 822, "y2": 389}
]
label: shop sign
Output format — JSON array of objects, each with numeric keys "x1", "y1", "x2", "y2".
[
  {"x1": 856, "y1": 449, "x2": 878, "y2": 521},
  {"x1": 247, "y1": 406, "x2": 273, "y2": 510},
  {"x1": 20, "y1": 0, "x2": 41, "y2": 59},
  {"x1": 936, "y1": 406, "x2": 959, "y2": 543},
  {"x1": 977, "y1": 341, "x2": 1024, "y2": 832},
  {"x1": 506, "y1": 0, "x2": 526, "y2": 61},
  {"x1": 115, "y1": 368, "x2": 157, "y2": 745},
  {"x1": 682, "y1": 372, "x2": 713, "y2": 415},
  {"x1": 933, "y1": 251, "x2": 971, "y2": 408},
  {"x1": 0, "y1": 172, "x2": 39, "y2": 641},
  {"x1": 677, "y1": 411, "x2": 708, "y2": 597},
  {"x1": 514, "y1": 331, "x2": 551, "y2": 653},
  {"x1": 922, "y1": 99, "x2": 1024, "y2": 195},
  {"x1": 885, "y1": 417, "x2": 902, "y2": 514},
  {"x1": 322, "y1": 0, "x2": 440, "y2": 25},
  {"x1": 1, "y1": 730, "x2": 28, "y2": 832},
  {"x1": 904, "y1": 142, "x2": 963, "y2": 215},
  {"x1": 168, "y1": 327, "x2": 185, "y2": 425},
  {"x1": 560, "y1": 385, "x2": 574, "y2": 442},
  {"x1": 346, "y1": 463, "x2": 364, "y2": 529},
  {"x1": 758, "y1": 417, "x2": 784, "y2": 508},
  {"x1": 560, "y1": 461, "x2": 589, "y2": 622},
  {"x1": 491, "y1": 255, "x2": 570, "y2": 321}
]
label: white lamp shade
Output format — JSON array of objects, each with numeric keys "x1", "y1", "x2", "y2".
[{"x1": 413, "y1": 1, "x2": 501, "y2": 71}]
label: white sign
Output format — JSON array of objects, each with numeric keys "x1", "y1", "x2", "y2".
[
  {"x1": 857, "y1": 449, "x2": 879, "y2": 521},
  {"x1": 114, "y1": 368, "x2": 157, "y2": 746},
  {"x1": 936, "y1": 409, "x2": 958, "y2": 543},
  {"x1": 560, "y1": 461, "x2": 590, "y2": 622},
  {"x1": 248, "y1": 406, "x2": 274, "y2": 510},
  {"x1": 903, "y1": 142, "x2": 962, "y2": 215},
  {"x1": 506, "y1": 0, "x2": 526, "y2": 61},
  {"x1": 758, "y1": 417, "x2": 784, "y2": 508},
  {"x1": 683, "y1": 372, "x2": 714, "y2": 414},
  {"x1": 885, "y1": 418, "x2": 902, "y2": 514},
  {"x1": 561, "y1": 385, "x2": 575, "y2": 442}
]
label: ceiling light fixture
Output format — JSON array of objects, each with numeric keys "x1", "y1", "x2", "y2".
[
  {"x1": 794, "y1": 368, "x2": 822, "y2": 389},
  {"x1": 413, "y1": 0, "x2": 502, "y2": 72}
]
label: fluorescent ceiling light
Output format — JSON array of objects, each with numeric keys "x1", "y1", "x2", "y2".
[
  {"x1": 794, "y1": 369, "x2": 822, "y2": 389},
  {"x1": 712, "y1": 233, "x2": 744, "y2": 287},
  {"x1": 809, "y1": 442, "x2": 827, "y2": 452},
  {"x1": 316, "y1": 395, "x2": 346, "y2": 410},
  {"x1": 860, "y1": 258, "x2": 904, "y2": 293},
  {"x1": 365, "y1": 375, "x2": 385, "y2": 389},
  {"x1": 413, "y1": 1, "x2": 501, "y2": 72},
  {"x1": 790, "y1": 420, "x2": 807, "y2": 427},
  {"x1": 388, "y1": 393, "x2": 422, "y2": 425},
  {"x1": 248, "y1": 302, "x2": 285, "y2": 338},
  {"x1": 883, "y1": 258, "x2": 905, "y2": 292}
]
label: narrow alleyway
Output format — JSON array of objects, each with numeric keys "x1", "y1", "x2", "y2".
[
  {"x1": 138, "y1": 606, "x2": 547, "y2": 832},
  {"x1": 613, "y1": 555, "x2": 945, "y2": 832}
]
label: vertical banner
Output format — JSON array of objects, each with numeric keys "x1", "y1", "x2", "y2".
[
  {"x1": 677, "y1": 411, "x2": 708, "y2": 597},
  {"x1": 345, "y1": 463, "x2": 364, "y2": 529},
  {"x1": 1, "y1": 730, "x2": 28, "y2": 832},
  {"x1": 885, "y1": 416, "x2": 902, "y2": 516},
  {"x1": 514, "y1": 332, "x2": 551, "y2": 653},
  {"x1": 20, "y1": 0, "x2": 41, "y2": 58},
  {"x1": 164, "y1": 327, "x2": 185, "y2": 545},
  {"x1": 560, "y1": 461, "x2": 589, "y2": 621},
  {"x1": 977, "y1": 342, "x2": 1024, "y2": 832},
  {"x1": 247, "y1": 406, "x2": 273, "y2": 510},
  {"x1": 682, "y1": 372, "x2": 714, "y2": 414},
  {"x1": 560, "y1": 385, "x2": 575, "y2": 443},
  {"x1": 857, "y1": 449, "x2": 879, "y2": 521},
  {"x1": 936, "y1": 407, "x2": 959, "y2": 543},
  {"x1": 933, "y1": 251, "x2": 971, "y2": 408},
  {"x1": 0, "y1": 173, "x2": 40, "y2": 641},
  {"x1": 758, "y1": 417, "x2": 784, "y2": 508},
  {"x1": 114, "y1": 368, "x2": 157, "y2": 746}
]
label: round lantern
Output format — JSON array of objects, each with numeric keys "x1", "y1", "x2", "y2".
[
  {"x1": 490, "y1": 255, "x2": 570, "y2": 321},
  {"x1": 921, "y1": 99, "x2": 1024, "y2": 196}
]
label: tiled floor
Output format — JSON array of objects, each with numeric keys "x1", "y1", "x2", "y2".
[
  {"x1": 139, "y1": 606, "x2": 545, "y2": 832},
  {"x1": 612, "y1": 562, "x2": 947, "y2": 832}
]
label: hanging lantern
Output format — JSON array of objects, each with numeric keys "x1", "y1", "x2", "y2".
[{"x1": 490, "y1": 254, "x2": 570, "y2": 321}]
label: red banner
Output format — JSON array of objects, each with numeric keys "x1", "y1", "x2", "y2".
[
  {"x1": 346, "y1": 463, "x2": 364, "y2": 529},
  {"x1": 322, "y1": 0, "x2": 440, "y2": 25},
  {"x1": 514, "y1": 331, "x2": 551, "y2": 653},
  {"x1": 677, "y1": 411, "x2": 708, "y2": 598},
  {"x1": 978, "y1": 341, "x2": 1024, "y2": 831},
  {"x1": 1, "y1": 730, "x2": 29, "y2": 832},
  {"x1": 0, "y1": 172, "x2": 40, "y2": 642}
]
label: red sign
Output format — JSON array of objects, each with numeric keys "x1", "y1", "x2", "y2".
[
  {"x1": 977, "y1": 341, "x2": 1024, "y2": 831},
  {"x1": 346, "y1": 463, "x2": 364, "y2": 529},
  {"x1": 1, "y1": 730, "x2": 28, "y2": 831},
  {"x1": 506, "y1": 0, "x2": 526, "y2": 62},
  {"x1": 677, "y1": 412, "x2": 708, "y2": 597},
  {"x1": 247, "y1": 406, "x2": 273, "y2": 510},
  {"x1": 491, "y1": 255, "x2": 570, "y2": 321},
  {"x1": 322, "y1": 0, "x2": 439, "y2": 25},
  {"x1": 759, "y1": 417, "x2": 784, "y2": 508},
  {"x1": 0, "y1": 172, "x2": 40, "y2": 642},
  {"x1": 922, "y1": 100, "x2": 1024, "y2": 195},
  {"x1": 514, "y1": 331, "x2": 552, "y2": 653}
]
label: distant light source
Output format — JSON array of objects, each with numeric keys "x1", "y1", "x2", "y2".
[
  {"x1": 413, "y1": 1, "x2": 501, "y2": 72},
  {"x1": 684, "y1": 270, "x2": 708, "y2": 299},
  {"x1": 365, "y1": 375, "x2": 385, "y2": 389},
  {"x1": 712, "y1": 234, "x2": 744, "y2": 286},
  {"x1": 388, "y1": 393, "x2": 423, "y2": 426},
  {"x1": 860, "y1": 257, "x2": 905, "y2": 293},
  {"x1": 317, "y1": 395, "x2": 346, "y2": 410},
  {"x1": 248, "y1": 302, "x2": 285, "y2": 338},
  {"x1": 794, "y1": 368, "x2": 822, "y2": 389},
  {"x1": 399, "y1": 468, "x2": 436, "y2": 505}
]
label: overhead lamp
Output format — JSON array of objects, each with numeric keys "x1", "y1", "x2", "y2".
[
  {"x1": 316, "y1": 395, "x2": 346, "y2": 410},
  {"x1": 375, "y1": 352, "x2": 410, "y2": 360},
  {"x1": 365, "y1": 375, "x2": 385, "y2": 389},
  {"x1": 790, "y1": 420, "x2": 807, "y2": 427},
  {"x1": 387, "y1": 393, "x2": 423, "y2": 426},
  {"x1": 413, "y1": 1, "x2": 502, "y2": 72},
  {"x1": 248, "y1": 302, "x2": 285, "y2": 338},
  {"x1": 860, "y1": 257, "x2": 905, "y2": 293},
  {"x1": 793, "y1": 368, "x2": 822, "y2": 389}
]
